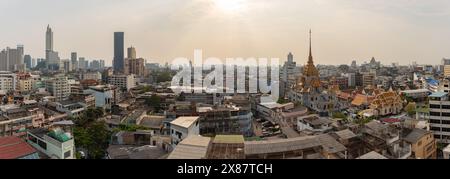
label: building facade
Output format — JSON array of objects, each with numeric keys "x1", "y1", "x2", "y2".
[
  {"x1": 45, "y1": 75, "x2": 71, "y2": 101},
  {"x1": 113, "y1": 32, "x2": 125, "y2": 74},
  {"x1": 108, "y1": 74, "x2": 136, "y2": 91}
]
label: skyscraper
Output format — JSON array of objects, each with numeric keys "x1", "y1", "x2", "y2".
[
  {"x1": 71, "y1": 52, "x2": 78, "y2": 71},
  {"x1": 46, "y1": 25, "x2": 53, "y2": 51},
  {"x1": 0, "y1": 45, "x2": 25, "y2": 72},
  {"x1": 113, "y1": 32, "x2": 125, "y2": 74},
  {"x1": 127, "y1": 46, "x2": 136, "y2": 59},
  {"x1": 24, "y1": 55, "x2": 32, "y2": 69},
  {"x1": 45, "y1": 25, "x2": 60, "y2": 70},
  {"x1": 79, "y1": 57, "x2": 86, "y2": 70}
]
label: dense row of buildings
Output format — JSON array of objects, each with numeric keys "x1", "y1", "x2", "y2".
[{"x1": 3, "y1": 27, "x2": 450, "y2": 160}]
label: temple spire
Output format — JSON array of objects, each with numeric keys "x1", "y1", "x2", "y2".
[
  {"x1": 309, "y1": 29, "x2": 312, "y2": 58},
  {"x1": 308, "y1": 29, "x2": 313, "y2": 64}
]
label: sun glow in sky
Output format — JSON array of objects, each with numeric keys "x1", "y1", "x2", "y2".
[{"x1": 1, "y1": 0, "x2": 450, "y2": 66}]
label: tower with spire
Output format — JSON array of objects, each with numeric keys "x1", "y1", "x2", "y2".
[
  {"x1": 296, "y1": 30, "x2": 321, "y2": 92},
  {"x1": 288, "y1": 30, "x2": 340, "y2": 116}
]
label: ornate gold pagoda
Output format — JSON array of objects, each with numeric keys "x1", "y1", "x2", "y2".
[{"x1": 296, "y1": 30, "x2": 322, "y2": 92}]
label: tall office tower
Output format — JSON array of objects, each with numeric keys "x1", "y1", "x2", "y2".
[
  {"x1": 127, "y1": 46, "x2": 136, "y2": 59},
  {"x1": 347, "y1": 73, "x2": 356, "y2": 87},
  {"x1": 47, "y1": 51, "x2": 60, "y2": 70},
  {"x1": 45, "y1": 25, "x2": 60, "y2": 70},
  {"x1": 0, "y1": 49, "x2": 7, "y2": 71},
  {"x1": 24, "y1": 55, "x2": 32, "y2": 69},
  {"x1": 46, "y1": 25, "x2": 53, "y2": 51},
  {"x1": 71, "y1": 52, "x2": 78, "y2": 71},
  {"x1": 31, "y1": 58, "x2": 36, "y2": 68},
  {"x1": 113, "y1": 32, "x2": 125, "y2": 74},
  {"x1": 79, "y1": 57, "x2": 86, "y2": 70},
  {"x1": 61, "y1": 59, "x2": 71, "y2": 73},
  {"x1": 99, "y1": 60, "x2": 105, "y2": 69},
  {"x1": 90, "y1": 60, "x2": 100, "y2": 70}
]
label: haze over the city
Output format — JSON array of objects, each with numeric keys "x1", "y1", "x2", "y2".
[{"x1": 1, "y1": 0, "x2": 450, "y2": 66}]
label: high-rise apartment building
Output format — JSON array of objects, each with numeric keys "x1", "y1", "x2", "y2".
[
  {"x1": 0, "y1": 71, "x2": 17, "y2": 91},
  {"x1": 429, "y1": 92, "x2": 450, "y2": 144},
  {"x1": 0, "y1": 45, "x2": 25, "y2": 72},
  {"x1": 108, "y1": 74, "x2": 136, "y2": 91},
  {"x1": 45, "y1": 75, "x2": 71, "y2": 101},
  {"x1": 124, "y1": 46, "x2": 146, "y2": 77},
  {"x1": 362, "y1": 72, "x2": 376, "y2": 87}
]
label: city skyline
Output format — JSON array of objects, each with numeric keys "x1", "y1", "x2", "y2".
[{"x1": 1, "y1": 0, "x2": 450, "y2": 66}]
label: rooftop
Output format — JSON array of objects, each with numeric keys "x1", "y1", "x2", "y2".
[
  {"x1": 301, "y1": 116, "x2": 332, "y2": 126},
  {"x1": 403, "y1": 128, "x2": 431, "y2": 144},
  {"x1": 107, "y1": 145, "x2": 167, "y2": 159},
  {"x1": 170, "y1": 116, "x2": 199, "y2": 128},
  {"x1": 0, "y1": 136, "x2": 38, "y2": 159},
  {"x1": 401, "y1": 89, "x2": 430, "y2": 93},
  {"x1": 244, "y1": 134, "x2": 346, "y2": 155},
  {"x1": 168, "y1": 135, "x2": 211, "y2": 159},
  {"x1": 23, "y1": 100, "x2": 38, "y2": 105},
  {"x1": 139, "y1": 116, "x2": 165, "y2": 129},
  {"x1": 213, "y1": 135, "x2": 245, "y2": 144},
  {"x1": 335, "y1": 129, "x2": 357, "y2": 140},
  {"x1": 430, "y1": 92, "x2": 448, "y2": 98},
  {"x1": 357, "y1": 151, "x2": 387, "y2": 159}
]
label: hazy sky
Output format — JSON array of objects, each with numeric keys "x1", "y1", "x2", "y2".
[{"x1": 1, "y1": 0, "x2": 450, "y2": 66}]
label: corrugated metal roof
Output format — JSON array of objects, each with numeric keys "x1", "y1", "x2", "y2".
[
  {"x1": 167, "y1": 136, "x2": 211, "y2": 159},
  {"x1": 0, "y1": 136, "x2": 37, "y2": 159},
  {"x1": 213, "y1": 135, "x2": 244, "y2": 144}
]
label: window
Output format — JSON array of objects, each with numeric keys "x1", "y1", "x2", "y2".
[
  {"x1": 430, "y1": 112, "x2": 441, "y2": 116},
  {"x1": 442, "y1": 128, "x2": 450, "y2": 132},
  {"x1": 430, "y1": 104, "x2": 441, "y2": 109},
  {"x1": 443, "y1": 120, "x2": 450, "y2": 125},
  {"x1": 28, "y1": 135, "x2": 37, "y2": 143},
  {"x1": 430, "y1": 119, "x2": 441, "y2": 124},
  {"x1": 64, "y1": 151, "x2": 71, "y2": 159},
  {"x1": 443, "y1": 105, "x2": 450, "y2": 109},
  {"x1": 434, "y1": 135, "x2": 441, "y2": 139},
  {"x1": 431, "y1": 127, "x2": 441, "y2": 131},
  {"x1": 443, "y1": 113, "x2": 450, "y2": 117},
  {"x1": 37, "y1": 140, "x2": 47, "y2": 150}
]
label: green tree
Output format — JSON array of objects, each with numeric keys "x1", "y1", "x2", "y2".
[
  {"x1": 405, "y1": 102, "x2": 417, "y2": 116},
  {"x1": 73, "y1": 108, "x2": 111, "y2": 159},
  {"x1": 145, "y1": 95, "x2": 162, "y2": 112},
  {"x1": 157, "y1": 71, "x2": 173, "y2": 83}
]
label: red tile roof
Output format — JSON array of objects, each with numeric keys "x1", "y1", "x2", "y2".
[{"x1": 0, "y1": 136, "x2": 37, "y2": 159}]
